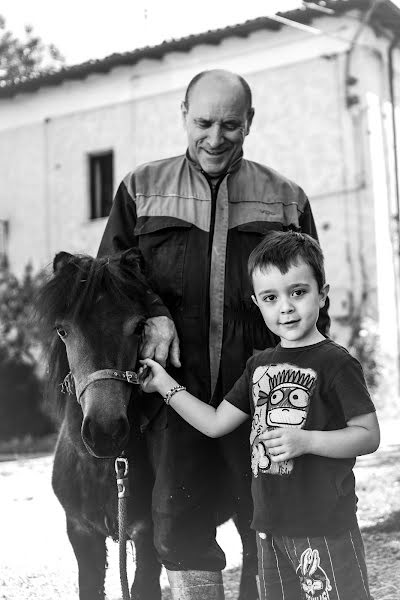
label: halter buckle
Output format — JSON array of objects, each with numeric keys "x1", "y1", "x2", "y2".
[
  {"x1": 115, "y1": 456, "x2": 129, "y2": 477},
  {"x1": 125, "y1": 371, "x2": 139, "y2": 385},
  {"x1": 115, "y1": 457, "x2": 130, "y2": 499}
]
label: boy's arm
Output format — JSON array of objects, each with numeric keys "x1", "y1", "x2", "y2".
[
  {"x1": 140, "y1": 358, "x2": 249, "y2": 437},
  {"x1": 260, "y1": 411, "x2": 380, "y2": 462},
  {"x1": 169, "y1": 395, "x2": 249, "y2": 438},
  {"x1": 307, "y1": 411, "x2": 380, "y2": 458}
]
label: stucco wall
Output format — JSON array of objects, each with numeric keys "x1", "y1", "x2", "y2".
[
  {"x1": 0, "y1": 123, "x2": 48, "y2": 271},
  {"x1": 0, "y1": 15, "x2": 398, "y2": 363},
  {"x1": 0, "y1": 52, "x2": 384, "y2": 340},
  {"x1": 245, "y1": 54, "x2": 355, "y2": 330}
]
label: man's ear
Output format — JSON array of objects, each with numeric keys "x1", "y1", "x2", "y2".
[
  {"x1": 245, "y1": 108, "x2": 255, "y2": 136},
  {"x1": 53, "y1": 251, "x2": 74, "y2": 273},
  {"x1": 319, "y1": 283, "x2": 330, "y2": 307},
  {"x1": 181, "y1": 101, "x2": 188, "y2": 129}
]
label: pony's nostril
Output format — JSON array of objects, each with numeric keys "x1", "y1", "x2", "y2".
[
  {"x1": 81, "y1": 416, "x2": 130, "y2": 456},
  {"x1": 113, "y1": 418, "x2": 129, "y2": 442},
  {"x1": 81, "y1": 417, "x2": 95, "y2": 446}
]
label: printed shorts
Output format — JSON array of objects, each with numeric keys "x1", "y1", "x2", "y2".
[{"x1": 256, "y1": 527, "x2": 371, "y2": 600}]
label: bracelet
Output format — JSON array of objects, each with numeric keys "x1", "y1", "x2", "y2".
[{"x1": 164, "y1": 385, "x2": 186, "y2": 405}]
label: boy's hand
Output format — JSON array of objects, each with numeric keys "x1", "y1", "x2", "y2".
[
  {"x1": 259, "y1": 428, "x2": 311, "y2": 462},
  {"x1": 139, "y1": 358, "x2": 178, "y2": 396}
]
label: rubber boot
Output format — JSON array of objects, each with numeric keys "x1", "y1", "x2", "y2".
[{"x1": 166, "y1": 570, "x2": 225, "y2": 600}]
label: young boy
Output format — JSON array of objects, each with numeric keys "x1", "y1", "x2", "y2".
[{"x1": 140, "y1": 231, "x2": 380, "y2": 600}]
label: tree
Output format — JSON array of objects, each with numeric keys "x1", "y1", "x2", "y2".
[{"x1": 0, "y1": 14, "x2": 65, "y2": 86}]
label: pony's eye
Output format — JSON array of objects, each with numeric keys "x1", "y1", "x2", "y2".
[{"x1": 56, "y1": 326, "x2": 68, "y2": 338}]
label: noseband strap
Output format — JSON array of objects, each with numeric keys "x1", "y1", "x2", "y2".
[{"x1": 61, "y1": 368, "x2": 142, "y2": 404}]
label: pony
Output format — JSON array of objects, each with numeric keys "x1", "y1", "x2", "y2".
[{"x1": 36, "y1": 249, "x2": 258, "y2": 600}]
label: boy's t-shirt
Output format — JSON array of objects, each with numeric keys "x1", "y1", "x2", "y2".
[{"x1": 224, "y1": 338, "x2": 375, "y2": 537}]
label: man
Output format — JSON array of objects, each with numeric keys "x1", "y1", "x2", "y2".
[{"x1": 98, "y1": 69, "x2": 329, "y2": 600}]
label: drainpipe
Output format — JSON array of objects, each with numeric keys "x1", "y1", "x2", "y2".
[
  {"x1": 388, "y1": 37, "x2": 400, "y2": 277},
  {"x1": 43, "y1": 117, "x2": 52, "y2": 262},
  {"x1": 344, "y1": 0, "x2": 384, "y2": 107},
  {"x1": 388, "y1": 36, "x2": 400, "y2": 390}
]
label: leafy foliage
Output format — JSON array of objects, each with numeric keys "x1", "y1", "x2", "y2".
[
  {"x1": 0, "y1": 262, "x2": 45, "y2": 364},
  {"x1": 348, "y1": 315, "x2": 383, "y2": 394},
  {"x1": 0, "y1": 263, "x2": 54, "y2": 441},
  {"x1": 0, "y1": 14, "x2": 65, "y2": 87},
  {"x1": 0, "y1": 348, "x2": 54, "y2": 440}
]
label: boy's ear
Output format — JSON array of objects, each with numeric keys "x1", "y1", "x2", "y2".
[
  {"x1": 251, "y1": 294, "x2": 258, "y2": 307},
  {"x1": 319, "y1": 283, "x2": 330, "y2": 307}
]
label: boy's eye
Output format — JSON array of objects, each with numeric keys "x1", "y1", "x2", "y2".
[
  {"x1": 292, "y1": 289, "x2": 306, "y2": 297},
  {"x1": 263, "y1": 295, "x2": 276, "y2": 302}
]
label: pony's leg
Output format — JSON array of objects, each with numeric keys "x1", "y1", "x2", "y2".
[
  {"x1": 233, "y1": 512, "x2": 259, "y2": 600},
  {"x1": 130, "y1": 527, "x2": 162, "y2": 600},
  {"x1": 67, "y1": 517, "x2": 107, "y2": 600},
  {"x1": 218, "y1": 427, "x2": 259, "y2": 600}
]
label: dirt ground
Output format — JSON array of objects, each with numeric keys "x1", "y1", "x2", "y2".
[{"x1": 0, "y1": 415, "x2": 399, "y2": 600}]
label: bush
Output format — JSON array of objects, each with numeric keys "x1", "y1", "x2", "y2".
[
  {"x1": 348, "y1": 315, "x2": 383, "y2": 395},
  {"x1": 0, "y1": 262, "x2": 54, "y2": 442},
  {"x1": 0, "y1": 348, "x2": 53, "y2": 440}
]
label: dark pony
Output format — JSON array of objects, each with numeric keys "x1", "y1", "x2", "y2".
[{"x1": 36, "y1": 250, "x2": 257, "y2": 600}]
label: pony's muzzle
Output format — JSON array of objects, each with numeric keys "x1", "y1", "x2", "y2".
[{"x1": 81, "y1": 415, "x2": 130, "y2": 458}]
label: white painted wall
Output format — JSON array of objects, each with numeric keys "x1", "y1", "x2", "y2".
[{"x1": 0, "y1": 10, "x2": 399, "y2": 382}]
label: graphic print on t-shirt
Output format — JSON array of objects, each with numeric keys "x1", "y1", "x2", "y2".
[{"x1": 250, "y1": 363, "x2": 316, "y2": 477}]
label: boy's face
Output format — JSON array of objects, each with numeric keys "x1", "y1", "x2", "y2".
[{"x1": 251, "y1": 259, "x2": 329, "y2": 348}]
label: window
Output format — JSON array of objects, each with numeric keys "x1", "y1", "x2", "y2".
[
  {"x1": 0, "y1": 219, "x2": 8, "y2": 268},
  {"x1": 89, "y1": 151, "x2": 114, "y2": 219}
]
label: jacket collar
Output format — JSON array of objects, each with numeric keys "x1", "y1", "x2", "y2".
[{"x1": 185, "y1": 149, "x2": 243, "y2": 177}]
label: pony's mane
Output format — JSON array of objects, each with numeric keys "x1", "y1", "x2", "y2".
[{"x1": 36, "y1": 252, "x2": 149, "y2": 418}]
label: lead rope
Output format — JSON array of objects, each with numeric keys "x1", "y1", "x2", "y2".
[{"x1": 115, "y1": 456, "x2": 131, "y2": 600}]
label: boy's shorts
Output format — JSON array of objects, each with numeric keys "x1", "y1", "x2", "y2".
[{"x1": 256, "y1": 526, "x2": 371, "y2": 600}]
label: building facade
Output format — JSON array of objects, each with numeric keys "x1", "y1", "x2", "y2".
[{"x1": 0, "y1": 0, "x2": 399, "y2": 385}]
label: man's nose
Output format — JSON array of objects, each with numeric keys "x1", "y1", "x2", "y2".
[{"x1": 207, "y1": 124, "x2": 223, "y2": 148}]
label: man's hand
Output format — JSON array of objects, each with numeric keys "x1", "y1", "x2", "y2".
[
  {"x1": 258, "y1": 428, "x2": 311, "y2": 463},
  {"x1": 140, "y1": 316, "x2": 181, "y2": 368}
]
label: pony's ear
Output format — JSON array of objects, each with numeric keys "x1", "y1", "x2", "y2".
[
  {"x1": 120, "y1": 248, "x2": 143, "y2": 273},
  {"x1": 53, "y1": 251, "x2": 74, "y2": 273}
]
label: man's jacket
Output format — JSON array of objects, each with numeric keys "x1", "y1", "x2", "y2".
[{"x1": 98, "y1": 153, "x2": 329, "y2": 402}]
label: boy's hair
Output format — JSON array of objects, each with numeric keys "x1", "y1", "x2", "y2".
[{"x1": 248, "y1": 231, "x2": 326, "y2": 290}]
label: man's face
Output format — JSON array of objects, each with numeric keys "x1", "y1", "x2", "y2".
[{"x1": 181, "y1": 77, "x2": 253, "y2": 176}]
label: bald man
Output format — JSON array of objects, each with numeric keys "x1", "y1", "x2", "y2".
[{"x1": 98, "y1": 69, "x2": 329, "y2": 600}]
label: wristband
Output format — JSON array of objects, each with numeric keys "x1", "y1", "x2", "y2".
[{"x1": 164, "y1": 385, "x2": 186, "y2": 405}]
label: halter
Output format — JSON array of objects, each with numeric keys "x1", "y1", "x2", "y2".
[
  {"x1": 57, "y1": 324, "x2": 144, "y2": 600},
  {"x1": 60, "y1": 368, "x2": 143, "y2": 404}
]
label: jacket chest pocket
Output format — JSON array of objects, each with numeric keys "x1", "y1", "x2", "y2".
[{"x1": 135, "y1": 217, "x2": 192, "y2": 303}]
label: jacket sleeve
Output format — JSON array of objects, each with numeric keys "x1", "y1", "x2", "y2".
[
  {"x1": 97, "y1": 178, "x2": 171, "y2": 319},
  {"x1": 299, "y1": 194, "x2": 331, "y2": 336}
]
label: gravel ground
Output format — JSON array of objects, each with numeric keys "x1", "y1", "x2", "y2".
[{"x1": 0, "y1": 415, "x2": 399, "y2": 600}]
